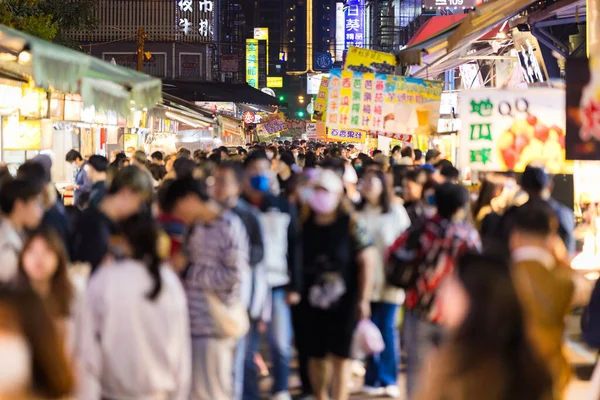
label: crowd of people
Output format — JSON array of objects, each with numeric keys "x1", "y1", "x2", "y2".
[{"x1": 0, "y1": 138, "x2": 588, "y2": 400}]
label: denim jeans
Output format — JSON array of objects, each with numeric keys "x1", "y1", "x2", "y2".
[
  {"x1": 365, "y1": 302, "x2": 399, "y2": 388},
  {"x1": 404, "y1": 311, "x2": 444, "y2": 399},
  {"x1": 243, "y1": 288, "x2": 293, "y2": 399}
]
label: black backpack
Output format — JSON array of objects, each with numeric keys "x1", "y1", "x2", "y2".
[{"x1": 386, "y1": 222, "x2": 425, "y2": 289}]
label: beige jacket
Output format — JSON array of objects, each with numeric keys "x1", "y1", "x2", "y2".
[
  {"x1": 512, "y1": 247, "x2": 574, "y2": 398},
  {"x1": 357, "y1": 203, "x2": 410, "y2": 304}
]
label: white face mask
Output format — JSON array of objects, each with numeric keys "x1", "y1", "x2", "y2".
[
  {"x1": 0, "y1": 334, "x2": 31, "y2": 394},
  {"x1": 266, "y1": 152, "x2": 275, "y2": 160}
]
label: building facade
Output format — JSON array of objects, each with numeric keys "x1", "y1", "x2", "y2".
[{"x1": 68, "y1": 0, "x2": 248, "y2": 82}]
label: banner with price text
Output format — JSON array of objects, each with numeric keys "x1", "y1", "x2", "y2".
[
  {"x1": 459, "y1": 88, "x2": 572, "y2": 174},
  {"x1": 325, "y1": 69, "x2": 443, "y2": 136}
]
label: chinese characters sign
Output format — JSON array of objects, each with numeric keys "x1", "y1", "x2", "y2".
[
  {"x1": 257, "y1": 115, "x2": 286, "y2": 136},
  {"x1": 327, "y1": 128, "x2": 367, "y2": 143},
  {"x1": 345, "y1": 47, "x2": 396, "y2": 74},
  {"x1": 459, "y1": 88, "x2": 570, "y2": 173},
  {"x1": 177, "y1": 0, "x2": 214, "y2": 40},
  {"x1": 325, "y1": 69, "x2": 443, "y2": 136},
  {"x1": 258, "y1": 40, "x2": 267, "y2": 88},
  {"x1": 246, "y1": 39, "x2": 259, "y2": 88},
  {"x1": 344, "y1": 0, "x2": 364, "y2": 49}
]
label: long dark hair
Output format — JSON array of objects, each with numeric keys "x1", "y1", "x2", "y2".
[
  {"x1": 17, "y1": 229, "x2": 74, "y2": 318},
  {"x1": 120, "y1": 214, "x2": 163, "y2": 301},
  {"x1": 473, "y1": 174, "x2": 505, "y2": 218},
  {"x1": 451, "y1": 252, "x2": 552, "y2": 400},
  {"x1": 356, "y1": 169, "x2": 391, "y2": 214},
  {"x1": 0, "y1": 285, "x2": 74, "y2": 398}
]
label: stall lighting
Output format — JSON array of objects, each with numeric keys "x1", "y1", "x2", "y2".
[{"x1": 18, "y1": 47, "x2": 32, "y2": 64}]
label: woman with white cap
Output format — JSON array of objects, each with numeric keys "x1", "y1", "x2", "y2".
[{"x1": 296, "y1": 169, "x2": 376, "y2": 400}]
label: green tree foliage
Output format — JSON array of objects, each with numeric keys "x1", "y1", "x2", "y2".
[
  {"x1": 0, "y1": 1, "x2": 58, "y2": 40},
  {"x1": 0, "y1": 0, "x2": 96, "y2": 46}
]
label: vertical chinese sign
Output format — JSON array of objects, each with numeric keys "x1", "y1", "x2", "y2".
[
  {"x1": 344, "y1": 0, "x2": 364, "y2": 49},
  {"x1": 246, "y1": 39, "x2": 259, "y2": 88},
  {"x1": 176, "y1": 0, "x2": 214, "y2": 40},
  {"x1": 254, "y1": 28, "x2": 269, "y2": 74},
  {"x1": 257, "y1": 40, "x2": 267, "y2": 88},
  {"x1": 459, "y1": 88, "x2": 570, "y2": 173}
]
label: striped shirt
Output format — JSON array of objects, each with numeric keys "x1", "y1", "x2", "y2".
[{"x1": 184, "y1": 211, "x2": 250, "y2": 337}]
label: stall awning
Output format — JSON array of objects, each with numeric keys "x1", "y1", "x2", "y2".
[
  {"x1": 446, "y1": 0, "x2": 538, "y2": 51},
  {"x1": 163, "y1": 80, "x2": 279, "y2": 106},
  {"x1": 405, "y1": 15, "x2": 467, "y2": 48},
  {"x1": 219, "y1": 115, "x2": 244, "y2": 137},
  {"x1": 0, "y1": 24, "x2": 162, "y2": 114},
  {"x1": 398, "y1": 0, "x2": 538, "y2": 77}
]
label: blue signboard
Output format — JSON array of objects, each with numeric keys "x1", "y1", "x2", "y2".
[
  {"x1": 314, "y1": 52, "x2": 333, "y2": 70},
  {"x1": 344, "y1": 0, "x2": 364, "y2": 49}
]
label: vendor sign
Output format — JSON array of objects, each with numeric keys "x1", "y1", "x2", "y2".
[
  {"x1": 326, "y1": 128, "x2": 367, "y2": 143},
  {"x1": 374, "y1": 132, "x2": 412, "y2": 142},
  {"x1": 257, "y1": 114, "x2": 286, "y2": 136},
  {"x1": 566, "y1": 57, "x2": 600, "y2": 160},
  {"x1": 459, "y1": 88, "x2": 570, "y2": 173},
  {"x1": 344, "y1": 47, "x2": 396, "y2": 74},
  {"x1": 2, "y1": 115, "x2": 42, "y2": 150},
  {"x1": 325, "y1": 69, "x2": 443, "y2": 136},
  {"x1": 314, "y1": 76, "x2": 329, "y2": 114},
  {"x1": 306, "y1": 122, "x2": 317, "y2": 139},
  {"x1": 284, "y1": 119, "x2": 306, "y2": 137}
]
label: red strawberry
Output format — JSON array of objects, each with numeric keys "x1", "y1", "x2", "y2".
[
  {"x1": 502, "y1": 148, "x2": 518, "y2": 169},
  {"x1": 514, "y1": 135, "x2": 530, "y2": 154},
  {"x1": 551, "y1": 125, "x2": 564, "y2": 136},
  {"x1": 527, "y1": 114, "x2": 538, "y2": 126},
  {"x1": 534, "y1": 124, "x2": 550, "y2": 142}
]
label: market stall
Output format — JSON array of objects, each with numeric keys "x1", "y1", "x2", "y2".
[{"x1": 0, "y1": 24, "x2": 162, "y2": 176}]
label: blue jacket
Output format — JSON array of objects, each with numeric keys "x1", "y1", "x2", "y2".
[{"x1": 74, "y1": 161, "x2": 93, "y2": 205}]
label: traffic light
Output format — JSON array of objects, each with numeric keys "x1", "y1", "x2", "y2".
[
  {"x1": 297, "y1": 110, "x2": 305, "y2": 118},
  {"x1": 278, "y1": 94, "x2": 285, "y2": 102},
  {"x1": 298, "y1": 95, "x2": 305, "y2": 104}
]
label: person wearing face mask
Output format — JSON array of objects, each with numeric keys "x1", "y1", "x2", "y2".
[
  {"x1": 212, "y1": 161, "x2": 267, "y2": 400},
  {"x1": 388, "y1": 182, "x2": 481, "y2": 399},
  {"x1": 65, "y1": 149, "x2": 93, "y2": 207},
  {"x1": 0, "y1": 286, "x2": 74, "y2": 400},
  {"x1": 356, "y1": 170, "x2": 410, "y2": 398},
  {"x1": 295, "y1": 169, "x2": 376, "y2": 400},
  {"x1": 242, "y1": 150, "x2": 300, "y2": 400}
]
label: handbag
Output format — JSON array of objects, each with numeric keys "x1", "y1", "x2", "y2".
[
  {"x1": 205, "y1": 291, "x2": 250, "y2": 339},
  {"x1": 386, "y1": 224, "x2": 424, "y2": 289}
]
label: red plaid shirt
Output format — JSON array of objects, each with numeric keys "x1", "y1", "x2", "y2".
[{"x1": 388, "y1": 214, "x2": 481, "y2": 322}]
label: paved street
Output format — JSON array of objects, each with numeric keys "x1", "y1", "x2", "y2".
[{"x1": 257, "y1": 314, "x2": 597, "y2": 399}]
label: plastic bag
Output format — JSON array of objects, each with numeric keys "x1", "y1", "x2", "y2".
[{"x1": 351, "y1": 319, "x2": 385, "y2": 359}]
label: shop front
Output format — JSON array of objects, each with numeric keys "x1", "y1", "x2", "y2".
[{"x1": 0, "y1": 23, "x2": 162, "y2": 177}]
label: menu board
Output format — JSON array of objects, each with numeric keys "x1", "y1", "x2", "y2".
[
  {"x1": 325, "y1": 69, "x2": 443, "y2": 136},
  {"x1": 459, "y1": 88, "x2": 571, "y2": 173}
]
